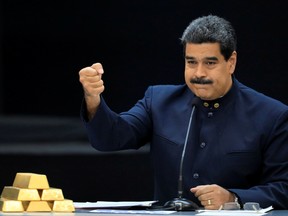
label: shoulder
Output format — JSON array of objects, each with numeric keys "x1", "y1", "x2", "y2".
[{"x1": 235, "y1": 79, "x2": 288, "y2": 113}]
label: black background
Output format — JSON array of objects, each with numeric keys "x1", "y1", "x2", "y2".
[
  {"x1": 1, "y1": 0, "x2": 288, "y2": 116},
  {"x1": 0, "y1": 0, "x2": 288, "y2": 203}
]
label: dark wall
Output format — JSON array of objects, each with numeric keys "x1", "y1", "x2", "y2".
[
  {"x1": 0, "y1": 0, "x2": 288, "y2": 203},
  {"x1": 0, "y1": 148, "x2": 154, "y2": 202},
  {"x1": 1, "y1": 0, "x2": 288, "y2": 116},
  {"x1": 0, "y1": 0, "x2": 3, "y2": 113}
]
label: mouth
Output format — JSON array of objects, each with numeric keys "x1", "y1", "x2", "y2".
[{"x1": 190, "y1": 78, "x2": 213, "y2": 85}]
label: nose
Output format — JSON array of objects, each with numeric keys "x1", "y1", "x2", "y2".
[{"x1": 194, "y1": 64, "x2": 207, "y2": 77}]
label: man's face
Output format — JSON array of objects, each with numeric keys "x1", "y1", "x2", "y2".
[{"x1": 184, "y1": 43, "x2": 236, "y2": 100}]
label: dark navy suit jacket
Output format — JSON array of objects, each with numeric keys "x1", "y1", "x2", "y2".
[{"x1": 81, "y1": 78, "x2": 288, "y2": 209}]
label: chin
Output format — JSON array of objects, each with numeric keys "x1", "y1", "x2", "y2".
[
  {"x1": 198, "y1": 95, "x2": 218, "y2": 101},
  {"x1": 193, "y1": 90, "x2": 218, "y2": 100},
  {"x1": 195, "y1": 93, "x2": 212, "y2": 101}
]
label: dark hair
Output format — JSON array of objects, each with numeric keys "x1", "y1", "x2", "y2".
[{"x1": 180, "y1": 15, "x2": 237, "y2": 61}]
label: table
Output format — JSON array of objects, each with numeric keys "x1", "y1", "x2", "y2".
[{"x1": 0, "y1": 210, "x2": 288, "y2": 216}]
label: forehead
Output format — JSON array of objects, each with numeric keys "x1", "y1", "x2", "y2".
[{"x1": 185, "y1": 43, "x2": 222, "y2": 59}]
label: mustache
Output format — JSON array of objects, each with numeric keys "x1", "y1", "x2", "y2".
[{"x1": 190, "y1": 78, "x2": 213, "y2": 85}]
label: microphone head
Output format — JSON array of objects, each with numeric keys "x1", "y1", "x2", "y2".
[{"x1": 191, "y1": 96, "x2": 200, "y2": 107}]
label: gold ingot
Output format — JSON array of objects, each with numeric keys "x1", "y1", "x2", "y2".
[
  {"x1": 0, "y1": 198, "x2": 24, "y2": 212},
  {"x1": 23, "y1": 201, "x2": 52, "y2": 212},
  {"x1": 13, "y1": 173, "x2": 49, "y2": 189},
  {"x1": 40, "y1": 188, "x2": 64, "y2": 201},
  {"x1": 50, "y1": 199, "x2": 75, "y2": 212},
  {"x1": 1, "y1": 186, "x2": 40, "y2": 201}
]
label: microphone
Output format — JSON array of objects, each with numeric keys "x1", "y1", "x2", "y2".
[{"x1": 163, "y1": 97, "x2": 200, "y2": 211}]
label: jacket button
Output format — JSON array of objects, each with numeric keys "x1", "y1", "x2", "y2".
[
  {"x1": 193, "y1": 173, "x2": 199, "y2": 179},
  {"x1": 208, "y1": 112, "x2": 213, "y2": 118},
  {"x1": 214, "y1": 103, "x2": 220, "y2": 109},
  {"x1": 203, "y1": 102, "x2": 209, "y2": 107},
  {"x1": 200, "y1": 142, "x2": 206, "y2": 148}
]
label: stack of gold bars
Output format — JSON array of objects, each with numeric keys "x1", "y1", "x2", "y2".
[{"x1": 0, "y1": 172, "x2": 75, "y2": 212}]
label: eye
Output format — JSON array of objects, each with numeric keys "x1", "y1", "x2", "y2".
[
  {"x1": 206, "y1": 61, "x2": 216, "y2": 65},
  {"x1": 187, "y1": 60, "x2": 197, "y2": 65},
  {"x1": 205, "y1": 61, "x2": 217, "y2": 69}
]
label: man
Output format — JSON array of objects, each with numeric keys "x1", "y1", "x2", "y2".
[{"x1": 79, "y1": 15, "x2": 288, "y2": 210}]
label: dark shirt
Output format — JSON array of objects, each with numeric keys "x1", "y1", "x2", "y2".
[{"x1": 81, "y1": 78, "x2": 288, "y2": 209}]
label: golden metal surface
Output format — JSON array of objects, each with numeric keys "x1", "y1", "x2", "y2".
[
  {"x1": 40, "y1": 188, "x2": 64, "y2": 201},
  {"x1": 0, "y1": 198, "x2": 25, "y2": 212},
  {"x1": 50, "y1": 199, "x2": 75, "y2": 212},
  {"x1": 1, "y1": 186, "x2": 40, "y2": 201},
  {"x1": 13, "y1": 173, "x2": 50, "y2": 189},
  {"x1": 23, "y1": 201, "x2": 52, "y2": 212}
]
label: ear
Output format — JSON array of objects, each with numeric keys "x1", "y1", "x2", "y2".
[{"x1": 228, "y1": 51, "x2": 237, "y2": 74}]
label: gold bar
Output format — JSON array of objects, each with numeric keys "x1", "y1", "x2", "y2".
[
  {"x1": 12, "y1": 172, "x2": 49, "y2": 189},
  {"x1": 40, "y1": 188, "x2": 64, "y2": 201},
  {"x1": 23, "y1": 201, "x2": 52, "y2": 212},
  {"x1": 0, "y1": 198, "x2": 24, "y2": 212},
  {"x1": 1, "y1": 186, "x2": 40, "y2": 201},
  {"x1": 50, "y1": 199, "x2": 75, "y2": 212}
]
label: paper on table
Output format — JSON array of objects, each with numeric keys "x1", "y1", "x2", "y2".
[
  {"x1": 196, "y1": 206, "x2": 273, "y2": 216},
  {"x1": 90, "y1": 209, "x2": 176, "y2": 214},
  {"x1": 73, "y1": 200, "x2": 158, "y2": 209}
]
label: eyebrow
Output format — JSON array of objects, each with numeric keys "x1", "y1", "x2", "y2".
[{"x1": 185, "y1": 56, "x2": 219, "y2": 61}]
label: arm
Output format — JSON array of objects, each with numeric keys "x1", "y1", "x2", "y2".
[
  {"x1": 79, "y1": 63, "x2": 152, "y2": 151},
  {"x1": 80, "y1": 95, "x2": 151, "y2": 151}
]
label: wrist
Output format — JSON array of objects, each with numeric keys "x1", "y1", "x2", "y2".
[
  {"x1": 231, "y1": 192, "x2": 241, "y2": 208},
  {"x1": 85, "y1": 95, "x2": 101, "y2": 121}
]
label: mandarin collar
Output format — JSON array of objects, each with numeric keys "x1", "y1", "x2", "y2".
[{"x1": 200, "y1": 78, "x2": 237, "y2": 111}]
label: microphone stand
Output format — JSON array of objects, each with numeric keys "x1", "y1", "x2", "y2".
[{"x1": 164, "y1": 100, "x2": 199, "y2": 211}]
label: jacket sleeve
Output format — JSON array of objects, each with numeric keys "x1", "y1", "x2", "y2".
[{"x1": 80, "y1": 91, "x2": 152, "y2": 151}]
